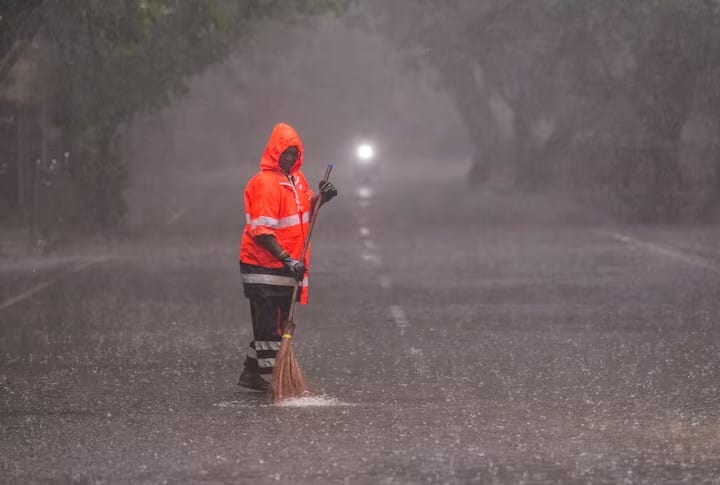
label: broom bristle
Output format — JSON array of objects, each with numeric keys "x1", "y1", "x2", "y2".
[{"x1": 272, "y1": 338, "x2": 308, "y2": 402}]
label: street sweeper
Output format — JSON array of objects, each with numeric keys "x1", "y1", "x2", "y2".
[{"x1": 236, "y1": 122, "x2": 338, "y2": 392}]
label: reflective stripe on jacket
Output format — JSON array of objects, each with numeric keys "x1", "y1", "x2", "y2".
[
  {"x1": 239, "y1": 123, "x2": 314, "y2": 303},
  {"x1": 239, "y1": 262, "x2": 309, "y2": 291}
]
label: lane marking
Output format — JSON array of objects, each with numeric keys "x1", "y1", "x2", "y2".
[
  {"x1": 3, "y1": 204, "x2": 189, "y2": 314},
  {"x1": 391, "y1": 305, "x2": 409, "y2": 337},
  {"x1": 0, "y1": 281, "x2": 53, "y2": 312},
  {"x1": 166, "y1": 208, "x2": 186, "y2": 225},
  {"x1": 0, "y1": 257, "x2": 109, "y2": 313},
  {"x1": 391, "y1": 305, "x2": 409, "y2": 327},
  {"x1": 361, "y1": 252, "x2": 382, "y2": 265},
  {"x1": 600, "y1": 230, "x2": 720, "y2": 274}
]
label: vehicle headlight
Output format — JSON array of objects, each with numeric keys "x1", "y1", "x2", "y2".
[{"x1": 356, "y1": 143, "x2": 375, "y2": 163}]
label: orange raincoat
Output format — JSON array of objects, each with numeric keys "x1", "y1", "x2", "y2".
[{"x1": 239, "y1": 123, "x2": 314, "y2": 303}]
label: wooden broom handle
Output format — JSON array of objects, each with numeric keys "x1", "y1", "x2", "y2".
[{"x1": 287, "y1": 164, "x2": 333, "y2": 325}]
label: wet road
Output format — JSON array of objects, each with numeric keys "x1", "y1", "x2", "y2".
[{"x1": 2, "y1": 161, "x2": 720, "y2": 483}]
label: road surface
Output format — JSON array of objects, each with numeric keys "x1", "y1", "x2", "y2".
[{"x1": 2, "y1": 160, "x2": 720, "y2": 483}]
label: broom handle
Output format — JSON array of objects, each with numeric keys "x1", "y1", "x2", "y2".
[{"x1": 287, "y1": 164, "x2": 333, "y2": 323}]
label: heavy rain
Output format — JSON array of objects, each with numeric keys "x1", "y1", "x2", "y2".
[{"x1": 1, "y1": 1, "x2": 720, "y2": 483}]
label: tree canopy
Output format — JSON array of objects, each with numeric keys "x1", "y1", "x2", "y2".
[
  {"x1": 2, "y1": 0, "x2": 341, "y2": 225},
  {"x1": 357, "y1": 0, "x2": 720, "y2": 221}
]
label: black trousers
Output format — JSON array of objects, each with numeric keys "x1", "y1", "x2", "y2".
[{"x1": 242, "y1": 283, "x2": 294, "y2": 382}]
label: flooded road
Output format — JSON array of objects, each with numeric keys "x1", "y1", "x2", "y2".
[{"x1": 2, "y1": 161, "x2": 720, "y2": 483}]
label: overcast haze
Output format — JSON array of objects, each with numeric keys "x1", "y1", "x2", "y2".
[{"x1": 2, "y1": 2, "x2": 720, "y2": 483}]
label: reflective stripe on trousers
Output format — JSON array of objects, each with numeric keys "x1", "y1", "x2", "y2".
[
  {"x1": 245, "y1": 340, "x2": 281, "y2": 382},
  {"x1": 241, "y1": 276, "x2": 294, "y2": 380}
]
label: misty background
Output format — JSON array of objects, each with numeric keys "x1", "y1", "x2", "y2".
[
  {"x1": 3, "y1": 3, "x2": 720, "y2": 482},
  {"x1": 120, "y1": 15, "x2": 468, "y2": 231},
  {"x1": 1, "y1": 0, "x2": 720, "y2": 250}
]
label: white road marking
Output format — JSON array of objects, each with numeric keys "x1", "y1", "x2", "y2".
[
  {"x1": 601, "y1": 230, "x2": 720, "y2": 274},
  {"x1": 166, "y1": 208, "x2": 186, "y2": 225},
  {"x1": 3, "y1": 202, "x2": 186, "y2": 312},
  {"x1": 0, "y1": 257, "x2": 110, "y2": 313},
  {"x1": 391, "y1": 305, "x2": 409, "y2": 337},
  {"x1": 391, "y1": 305, "x2": 409, "y2": 327},
  {"x1": 406, "y1": 346, "x2": 429, "y2": 377},
  {"x1": 0, "y1": 281, "x2": 53, "y2": 312},
  {"x1": 361, "y1": 252, "x2": 382, "y2": 265},
  {"x1": 351, "y1": 181, "x2": 403, "y2": 352}
]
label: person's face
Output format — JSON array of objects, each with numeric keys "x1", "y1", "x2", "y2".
[{"x1": 279, "y1": 146, "x2": 299, "y2": 173}]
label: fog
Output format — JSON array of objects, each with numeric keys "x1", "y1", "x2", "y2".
[
  {"x1": 121, "y1": 15, "x2": 470, "y2": 229},
  {"x1": 2, "y1": 3, "x2": 720, "y2": 483},
  {"x1": 4, "y1": 2, "x2": 719, "y2": 231}
]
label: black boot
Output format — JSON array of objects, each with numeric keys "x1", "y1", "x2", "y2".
[{"x1": 237, "y1": 368, "x2": 269, "y2": 392}]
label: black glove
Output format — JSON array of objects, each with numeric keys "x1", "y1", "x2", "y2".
[
  {"x1": 280, "y1": 254, "x2": 306, "y2": 281},
  {"x1": 319, "y1": 180, "x2": 338, "y2": 204}
]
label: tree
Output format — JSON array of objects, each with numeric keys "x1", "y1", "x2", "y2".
[
  {"x1": 551, "y1": 0, "x2": 720, "y2": 221},
  {"x1": 360, "y1": 0, "x2": 720, "y2": 220},
  {"x1": 9, "y1": 0, "x2": 340, "y2": 226},
  {"x1": 354, "y1": 0, "x2": 598, "y2": 190},
  {"x1": 0, "y1": 0, "x2": 44, "y2": 81}
]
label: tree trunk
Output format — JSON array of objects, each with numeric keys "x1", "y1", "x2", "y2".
[
  {"x1": 439, "y1": 57, "x2": 498, "y2": 186},
  {"x1": 713, "y1": 151, "x2": 720, "y2": 217},
  {"x1": 699, "y1": 86, "x2": 720, "y2": 221},
  {"x1": 627, "y1": 12, "x2": 702, "y2": 222},
  {"x1": 698, "y1": 136, "x2": 720, "y2": 221},
  {"x1": 511, "y1": 97, "x2": 547, "y2": 191},
  {"x1": 640, "y1": 126, "x2": 684, "y2": 222},
  {"x1": 512, "y1": 111, "x2": 537, "y2": 190}
]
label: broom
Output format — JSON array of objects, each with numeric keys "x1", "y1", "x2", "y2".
[{"x1": 272, "y1": 164, "x2": 333, "y2": 402}]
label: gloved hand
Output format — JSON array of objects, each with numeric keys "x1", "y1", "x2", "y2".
[
  {"x1": 319, "y1": 180, "x2": 338, "y2": 204},
  {"x1": 280, "y1": 254, "x2": 306, "y2": 281}
]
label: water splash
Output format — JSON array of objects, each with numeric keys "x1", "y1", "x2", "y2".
[
  {"x1": 214, "y1": 400, "x2": 260, "y2": 408},
  {"x1": 274, "y1": 395, "x2": 354, "y2": 407}
]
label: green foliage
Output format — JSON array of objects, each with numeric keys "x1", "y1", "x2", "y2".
[
  {"x1": 0, "y1": 0, "x2": 44, "y2": 82},
  {"x1": 38, "y1": 0, "x2": 341, "y2": 226}
]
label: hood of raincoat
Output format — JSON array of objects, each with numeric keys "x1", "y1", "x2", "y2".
[{"x1": 260, "y1": 122, "x2": 304, "y2": 173}]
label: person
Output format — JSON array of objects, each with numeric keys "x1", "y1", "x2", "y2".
[{"x1": 237, "y1": 122, "x2": 338, "y2": 392}]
